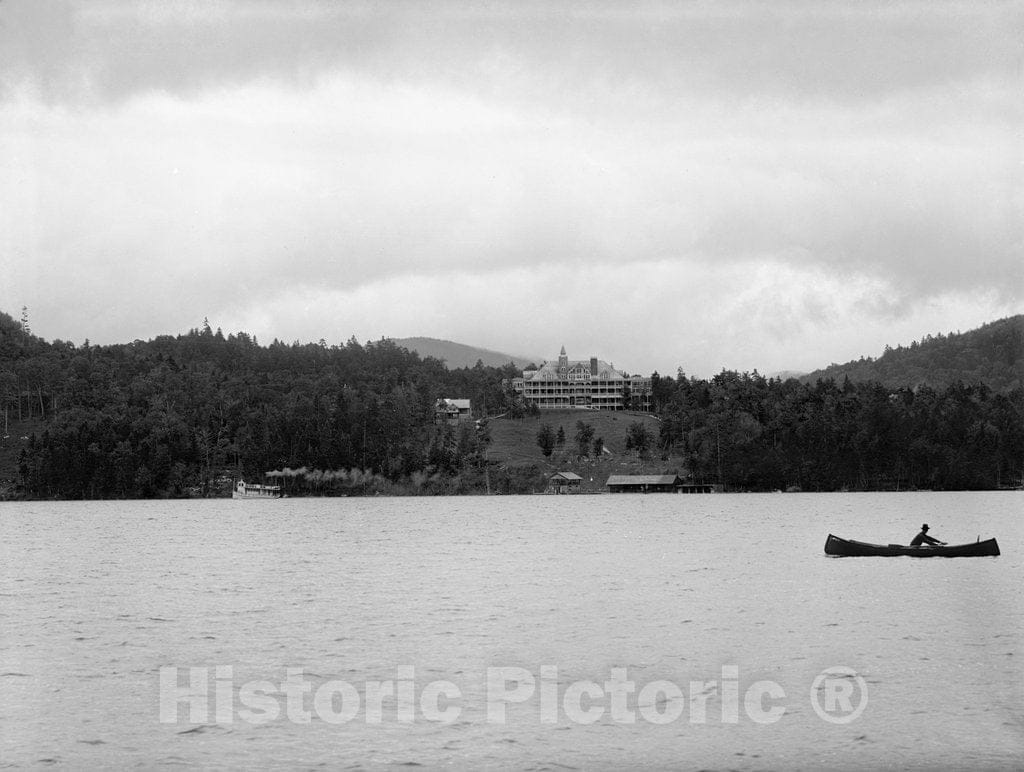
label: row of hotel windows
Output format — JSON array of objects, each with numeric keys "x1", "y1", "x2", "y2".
[
  {"x1": 516, "y1": 380, "x2": 651, "y2": 387},
  {"x1": 528, "y1": 396, "x2": 624, "y2": 403},
  {"x1": 522, "y1": 384, "x2": 651, "y2": 392},
  {"x1": 511, "y1": 371, "x2": 652, "y2": 411},
  {"x1": 524, "y1": 391, "x2": 652, "y2": 403},
  {"x1": 528, "y1": 382, "x2": 630, "y2": 391},
  {"x1": 525, "y1": 396, "x2": 651, "y2": 410}
]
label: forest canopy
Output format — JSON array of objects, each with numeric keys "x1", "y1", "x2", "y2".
[{"x1": 1, "y1": 311, "x2": 1022, "y2": 498}]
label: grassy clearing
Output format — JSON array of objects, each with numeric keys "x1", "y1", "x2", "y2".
[
  {"x1": 485, "y1": 409, "x2": 688, "y2": 492},
  {"x1": 488, "y1": 409, "x2": 660, "y2": 460}
]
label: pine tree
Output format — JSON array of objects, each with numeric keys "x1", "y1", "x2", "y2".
[{"x1": 536, "y1": 424, "x2": 555, "y2": 457}]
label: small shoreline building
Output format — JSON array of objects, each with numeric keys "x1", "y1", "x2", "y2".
[
  {"x1": 606, "y1": 474, "x2": 681, "y2": 493},
  {"x1": 546, "y1": 471, "x2": 583, "y2": 494},
  {"x1": 605, "y1": 475, "x2": 720, "y2": 493},
  {"x1": 511, "y1": 346, "x2": 651, "y2": 411},
  {"x1": 435, "y1": 398, "x2": 472, "y2": 424}
]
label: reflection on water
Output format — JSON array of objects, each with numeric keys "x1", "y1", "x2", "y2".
[{"x1": 1, "y1": 493, "x2": 1021, "y2": 769}]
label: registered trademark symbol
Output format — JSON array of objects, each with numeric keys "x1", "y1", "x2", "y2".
[{"x1": 810, "y1": 666, "x2": 868, "y2": 724}]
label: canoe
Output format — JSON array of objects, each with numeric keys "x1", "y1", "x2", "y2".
[{"x1": 825, "y1": 534, "x2": 1000, "y2": 558}]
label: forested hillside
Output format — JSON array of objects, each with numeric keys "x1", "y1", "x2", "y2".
[
  {"x1": 802, "y1": 315, "x2": 1023, "y2": 392},
  {"x1": 0, "y1": 312, "x2": 520, "y2": 498},
  {"x1": 2, "y1": 310, "x2": 1022, "y2": 498},
  {"x1": 648, "y1": 370, "x2": 1023, "y2": 492}
]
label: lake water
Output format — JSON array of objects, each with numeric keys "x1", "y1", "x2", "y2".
[{"x1": 1, "y1": 493, "x2": 1021, "y2": 770}]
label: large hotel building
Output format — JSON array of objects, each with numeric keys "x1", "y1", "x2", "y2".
[{"x1": 511, "y1": 347, "x2": 651, "y2": 411}]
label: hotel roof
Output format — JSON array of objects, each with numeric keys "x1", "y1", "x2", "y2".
[{"x1": 525, "y1": 358, "x2": 625, "y2": 381}]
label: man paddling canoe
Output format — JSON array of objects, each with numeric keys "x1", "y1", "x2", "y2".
[{"x1": 910, "y1": 523, "x2": 947, "y2": 547}]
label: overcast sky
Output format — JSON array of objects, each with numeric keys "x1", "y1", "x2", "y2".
[{"x1": 2, "y1": 1, "x2": 1021, "y2": 377}]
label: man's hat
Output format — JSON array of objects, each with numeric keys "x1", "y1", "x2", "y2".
[{"x1": 921, "y1": 524, "x2": 929, "y2": 531}]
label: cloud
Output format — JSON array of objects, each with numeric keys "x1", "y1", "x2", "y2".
[
  {"x1": 209, "y1": 257, "x2": 1015, "y2": 378},
  {"x1": 3, "y1": 1, "x2": 1021, "y2": 107},
  {"x1": 5, "y1": 70, "x2": 1018, "y2": 294},
  {"x1": 1, "y1": 2, "x2": 1020, "y2": 370}
]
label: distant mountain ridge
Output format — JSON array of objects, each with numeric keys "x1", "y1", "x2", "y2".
[
  {"x1": 767, "y1": 370, "x2": 807, "y2": 381},
  {"x1": 390, "y1": 337, "x2": 539, "y2": 370},
  {"x1": 800, "y1": 315, "x2": 1023, "y2": 392}
]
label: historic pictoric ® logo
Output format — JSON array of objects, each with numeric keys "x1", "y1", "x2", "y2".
[
  {"x1": 809, "y1": 666, "x2": 870, "y2": 724},
  {"x1": 159, "y1": 665, "x2": 867, "y2": 727}
]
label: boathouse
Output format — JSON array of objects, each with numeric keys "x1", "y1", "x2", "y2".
[
  {"x1": 548, "y1": 471, "x2": 583, "y2": 493},
  {"x1": 676, "y1": 482, "x2": 720, "y2": 493},
  {"x1": 604, "y1": 475, "x2": 720, "y2": 493},
  {"x1": 605, "y1": 474, "x2": 681, "y2": 493}
]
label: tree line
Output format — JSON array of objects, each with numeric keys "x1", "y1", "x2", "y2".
[
  {"x1": 1, "y1": 312, "x2": 522, "y2": 498},
  {"x1": 648, "y1": 370, "x2": 1023, "y2": 491},
  {"x1": 802, "y1": 315, "x2": 1022, "y2": 393},
  {"x1": 2, "y1": 310, "x2": 1022, "y2": 497}
]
